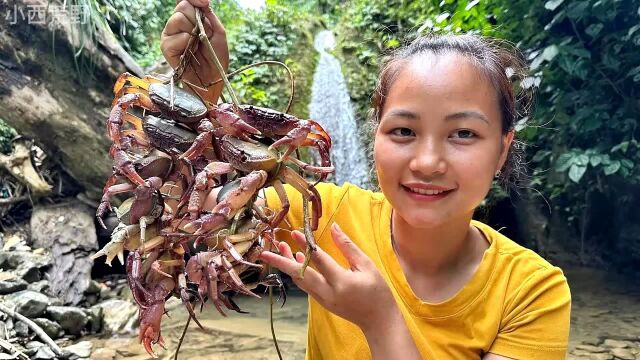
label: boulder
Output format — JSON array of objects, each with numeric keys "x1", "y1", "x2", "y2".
[
  {"x1": 46, "y1": 306, "x2": 88, "y2": 336},
  {"x1": 5, "y1": 290, "x2": 49, "y2": 317},
  {"x1": 30, "y1": 202, "x2": 98, "y2": 305}
]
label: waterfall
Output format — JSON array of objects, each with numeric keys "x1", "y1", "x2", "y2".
[{"x1": 309, "y1": 30, "x2": 371, "y2": 189}]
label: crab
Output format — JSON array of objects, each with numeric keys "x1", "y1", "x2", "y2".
[{"x1": 180, "y1": 104, "x2": 333, "y2": 181}]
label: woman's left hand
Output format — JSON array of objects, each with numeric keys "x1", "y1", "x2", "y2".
[
  {"x1": 260, "y1": 223, "x2": 424, "y2": 359},
  {"x1": 258, "y1": 223, "x2": 395, "y2": 332}
]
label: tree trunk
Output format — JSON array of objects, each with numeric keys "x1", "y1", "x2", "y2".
[{"x1": 0, "y1": 0, "x2": 143, "y2": 200}]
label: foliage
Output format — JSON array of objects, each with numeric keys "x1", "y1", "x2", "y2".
[
  {"x1": 0, "y1": 118, "x2": 17, "y2": 155},
  {"x1": 224, "y1": 2, "x2": 322, "y2": 119},
  {"x1": 492, "y1": 0, "x2": 640, "y2": 249},
  {"x1": 95, "y1": 0, "x2": 175, "y2": 68}
]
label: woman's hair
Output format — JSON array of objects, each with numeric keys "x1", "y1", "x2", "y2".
[{"x1": 368, "y1": 33, "x2": 533, "y2": 191}]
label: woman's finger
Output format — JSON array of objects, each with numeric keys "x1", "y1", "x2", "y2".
[
  {"x1": 330, "y1": 223, "x2": 370, "y2": 271},
  {"x1": 260, "y1": 250, "x2": 331, "y2": 299},
  {"x1": 291, "y1": 230, "x2": 344, "y2": 283}
]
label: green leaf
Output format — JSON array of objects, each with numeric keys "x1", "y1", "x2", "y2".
[
  {"x1": 604, "y1": 161, "x2": 621, "y2": 175},
  {"x1": 556, "y1": 153, "x2": 574, "y2": 172},
  {"x1": 566, "y1": 1, "x2": 589, "y2": 19},
  {"x1": 545, "y1": 0, "x2": 565, "y2": 11},
  {"x1": 585, "y1": 23, "x2": 603, "y2": 38},
  {"x1": 465, "y1": 0, "x2": 480, "y2": 11},
  {"x1": 569, "y1": 164, "x2": 587, "y2": 183},
  {"x1": 590, "y1": 155, "x2": 603, "y2": 167},
  {"x1": 575, "y1": 154, "x2": 589, "y2": 166},
  {"x1": 611, "y1": 141, "x2": 629, "y2": 153},
  {"x1": 621, "y1": 159, "x2": 634, "y2": 169},
  {"x1": 436, "y1": 13, "x2": 450, "y2": 23}
]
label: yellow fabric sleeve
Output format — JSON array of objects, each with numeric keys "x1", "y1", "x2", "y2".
[{"x1": 488, "y1": 266, "x2": 571, "y2": 359}]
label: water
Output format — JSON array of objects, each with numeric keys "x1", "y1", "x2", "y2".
[{"x1": 309, "y1": 30, "x2": 371, "y2": 189}]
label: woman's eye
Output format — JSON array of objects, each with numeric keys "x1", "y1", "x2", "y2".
[
  {"x1": 451, "y1": 129, "x2": 477, "y2": 139},
  {"x1": 391, "y1": 128, "x2": 415, "y2": 137}
]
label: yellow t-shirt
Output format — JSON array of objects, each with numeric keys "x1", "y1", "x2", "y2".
[{"x1": 265, "y1": 182, "x2": 571, "y2": 360}]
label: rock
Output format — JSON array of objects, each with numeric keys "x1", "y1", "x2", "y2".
[
  {"x1": 603, "y1": 339, "x2": 629, "y2": 348},
  {"x1": 576, "y1": 344, "x2": 607, "y2": 353},
  {"x1": 93, "y1": 299, "x2": 138, "y2": 334},
  {"x1": 589, "y1": 354, "x2": 613, "y2": 360},
  {"x1": 85, "y1": 280, "x2": 101, "y2": 295},
  {"x1": 84, "y1": 306, "x2": 102, "y2": 334},
  {"x1": 5, "y1": 290, "x2": 49, "y2": 317},
  {"x1": 13, "y1": 320, "x2": 28, "y2": 337},
  {"x1": 62, "y1": 341, "x2": 92, "y2": 359},
  {"x1": 91, "y1": 348, "x2": 117, "y2": 360},
  {"x1": 611, "y1": 348, "x2": 635, "y2": 360},
  {"x1": 27, "y1": 280, "x2": 50, "y2": 294},
  {"x1": 30, "y1": 202, "x2": 98, "y2": 305},
  {"x1": 25, "y1": 341, "x2": 57, "y2": 360},
  {"x1": 0, "y1": 250, "x2": 51, "y2": 283},
  {"x1": 85, "y1": 293, "x2": 98, "y2": 306},
  {"x1": 32, "y1": 318, "x2": 62, "y2": 339},
  {"x1": 15, "y1": 263, "x2": 41, "y2": 283},
  {"x1": 47, "y1": 306, "x2": 88, "y2": 336},
  {"x1": 0, "y1": 275, "x2": 27, "y2": 294},
  {"x1": 31, "y1": 346, "x2": 56, "y2": 360},
  {"x1": 0, "y1": 250, "x2": 51, "y2": 270},
  {"x1": 1, "y1": 232, "x2": 28, "y2": 251}
]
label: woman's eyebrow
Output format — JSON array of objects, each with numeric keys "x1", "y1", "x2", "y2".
[
  {"x1": 383, "y1": 109, "x2": 419, "y2": 120},
  {"x1": 445, "y1": 111, "x2": 489, "y2": 124}
]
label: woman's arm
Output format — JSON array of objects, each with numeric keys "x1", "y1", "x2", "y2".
[{"x1": 260, "y1": 224, "x2": 424, "y2": 360}]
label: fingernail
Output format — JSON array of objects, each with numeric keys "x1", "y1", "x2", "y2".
[{"x1": 332, "y1": 223, "x2": 342, "y2": 232}]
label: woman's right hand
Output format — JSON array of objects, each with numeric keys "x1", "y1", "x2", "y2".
[{"x1": 160, "y1": 0, "x2": 229, "y2": 103}]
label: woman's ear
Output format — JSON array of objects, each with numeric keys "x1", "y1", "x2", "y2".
[{"x1": 497, "y1": 130, "x2": 515, "y2": 172}]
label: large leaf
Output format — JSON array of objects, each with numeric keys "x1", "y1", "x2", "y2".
[{"x1": 569, "y1": 164, "x2": 587, "y2": 183}]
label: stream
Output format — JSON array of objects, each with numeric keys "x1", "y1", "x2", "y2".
[{"x1": 86, "y1": 267, "x2": 640, "y2": 359}]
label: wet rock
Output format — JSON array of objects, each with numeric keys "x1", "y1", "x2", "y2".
[
  {"x1": 14, "y1": 320, "x2": 29, "y2": 337},
  {"x1": 30, "y1": 202, "x2": 98, "y2": 305},
  {"x1": 32, "y1": 318, "x2": 63, "y2": 339},
  {"x1": 93, "y1": 299, "x2": 137, "y2": 334},
  {"x1": 62, "y1": 340, "x2": 92, "y2": 359},
  {"x1": 47, "y1": 306, "x2": 88, "y2": 336},
  {"x1": 5, "y1": 290, "x2": 49, "y2": 317},
  {"x1": 0, "y1": 275, "x2": 27, "y2": 294}
]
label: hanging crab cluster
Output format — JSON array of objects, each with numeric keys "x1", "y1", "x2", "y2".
[{"x1": 91, "y1": 21, "x2": 334, "y2": 356}]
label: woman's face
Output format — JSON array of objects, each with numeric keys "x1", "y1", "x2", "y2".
[{"x1": 374, "y1": 52, "x2": 513, "y2": 229}]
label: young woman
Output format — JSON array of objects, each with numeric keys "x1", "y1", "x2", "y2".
[{"x1": 161, "y1": 1, "x2": 571, "y2": 359}]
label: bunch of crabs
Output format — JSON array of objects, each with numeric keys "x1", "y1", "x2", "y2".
[{"x1": 91, "y1": 72, "x2": 334, "y2": 356}]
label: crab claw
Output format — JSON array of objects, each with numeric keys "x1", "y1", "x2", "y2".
[{"x1": 212, "y1": 104, "x2": 261, "y2": 137}]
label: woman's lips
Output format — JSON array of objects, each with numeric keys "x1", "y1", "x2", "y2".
[{"x1": 402, "y1": 185, "x2": 454, "y2": 201}]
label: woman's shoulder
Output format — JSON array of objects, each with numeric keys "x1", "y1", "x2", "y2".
[{"x1": 473, "y1": 220, "x2": 569, "y2": 292}]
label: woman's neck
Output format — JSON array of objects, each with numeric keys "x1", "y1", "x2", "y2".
[{"x1": 391, "y1": 211, "x2": 483, "y2": 276}]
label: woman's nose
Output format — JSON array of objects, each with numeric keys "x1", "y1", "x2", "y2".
[{"x1": 408, "y1": 140, "x2": 447, "y2": 176}]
